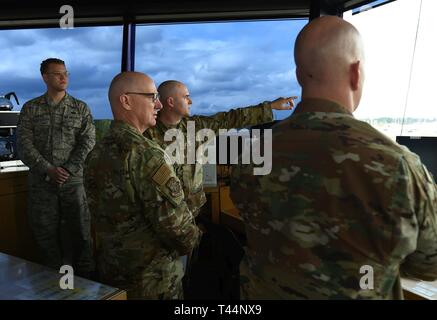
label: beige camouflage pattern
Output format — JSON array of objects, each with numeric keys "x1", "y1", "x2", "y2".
[
  {"x1": 145, "y1": 102, "x2": 274, "y2": 216},
  {"x1": 231, "y1": 98, "x2": 437, "y2": 299},
  {"x1": 84, "y1": 120, "x2": 201, "y2": 299},
  {"x1": 16, "y1": 92, "x2": 95, "y2": 275}
]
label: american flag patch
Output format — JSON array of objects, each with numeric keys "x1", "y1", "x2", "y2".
[{"x1": 152, "y1": 163, "x2": 171, "y2": 186}]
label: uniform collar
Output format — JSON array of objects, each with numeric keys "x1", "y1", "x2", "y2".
[
  {"x1": 44, "y1": 91, "x2": 70, "y2": 106},
  {"x1": 110, "y1": 120, "x2": 144, "y2": 137},
  {"x1": 156, "y1": 118, "x2": 181, "y2": 131},
  {"x1": 293, "y1": 98, "x2": 353, "y2": 116}
]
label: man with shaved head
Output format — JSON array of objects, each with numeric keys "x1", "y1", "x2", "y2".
[
  {"x1": 231, "y1": 16, "x2": 437, "y2": 299},
  {"x1": 146, "y1": 81, "x2": 295, "y2": 217},
  {"x1": 145, "y1": 80, "x2": 295, "y2": 294},
  {"x1": 85, "y1": 72, "x2": 201, "y2": 299}
]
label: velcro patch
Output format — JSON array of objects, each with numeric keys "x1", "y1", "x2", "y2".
[
  {"x1": 166, "y1": 177, "x2": 183, "y2": 197},
  {"x1": 152, "y1": 163, "x2": 172, "y2": 186}
]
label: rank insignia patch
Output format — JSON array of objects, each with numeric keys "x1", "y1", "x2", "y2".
[{"x1": 166, "y1": 177, "x2": 182, "y2": 197}]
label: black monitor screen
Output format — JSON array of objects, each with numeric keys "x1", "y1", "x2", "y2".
[{"x1": 396, "y1": 136, "x2": 437, "y2": 179}]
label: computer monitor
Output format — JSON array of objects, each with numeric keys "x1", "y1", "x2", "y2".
[{"x1": 396, "y1": 136, "x2": 437, "y2": 179}]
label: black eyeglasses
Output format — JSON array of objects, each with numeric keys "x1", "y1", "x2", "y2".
[
  {"x1": 46, "y1": 71, "x2": 70, "y2": 78},
  {"x1": 125, "y1": 92, "x2": 160, "y2": 102}
]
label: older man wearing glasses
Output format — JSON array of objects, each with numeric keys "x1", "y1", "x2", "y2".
[
  {"x1": 84, "y1": 72, "x2": 201, "y2": 299},
  {"x1": 17, "y1": 58, "x2": 95, "y2": 278}
]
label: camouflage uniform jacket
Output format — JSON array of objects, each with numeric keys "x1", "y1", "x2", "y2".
[
  {"x1": 17, "y1": 92, "x2": 95, "y2": 183},
  {"x1": 231, "y1": 98, "x2": 437, "y2": 299},
  {"x1": 145, "y1": 102, "x2": 273, "y2": 215},
  {"x1": 84, "y1": 120, "x2": 201, "y2": 297}
]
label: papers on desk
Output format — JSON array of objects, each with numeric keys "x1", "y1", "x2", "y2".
[
  {"x1": 0, "y1": 252, "x2": 121, "y2": 300},
  {"x1": 402, "y1": 278, "x2": 437, "y2": 300},
  {"x1": 0, "y1": 160, "x2": 29, "y2": 173}
]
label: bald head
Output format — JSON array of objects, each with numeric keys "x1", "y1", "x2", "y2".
[
  {"x1": 108, "y1": 71, "x2": 153, "y2": 108},
  {"x1": 158, "y1": 80, "x2": 185, "y2": 104},
  {"x1": 156, "y1": 80, "x2": 192, "y2": 124},
  {"x1": 107, "y1": 71, "x2": 161, "y2": 132},
  {"x1": 294, "y1": 16, "x2": 365, "y2": 111}
]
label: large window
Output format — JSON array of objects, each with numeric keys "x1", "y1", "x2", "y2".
[
  {"x1": 135, "y1": 20, "x2": 308, "y2": 120},
  {"x1": 0, "y1": 26, "x2": 122, "y2": 119},
  {"x1": 0, "y1": 20, "x2": 307, "y2": 121},
  {"x1": 345, "y1": 0, "x2": 437, "y2": 139}
]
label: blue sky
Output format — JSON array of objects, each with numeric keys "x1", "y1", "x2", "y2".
[
  {"x1": 0, "y1": 19, "x2": 307, "y2": 120},
  {"x1": 2, "y1": 0, "x2": 436, "y2": 124}
]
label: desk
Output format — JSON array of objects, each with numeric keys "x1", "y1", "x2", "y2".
[
  {"x1": 0, "y1": 171, "x2": 39, "y2": 262},
  {"x1": 219, "y1": 186, "x2": 245, "y2": 234},
  {"x1": 402, "y1": 277, "x2": 437, "y2": 300},
  {"x1": 204, "y1": 186, "x2": 220, "y2": 224},
  {"x1": 0, "y1": 252, "x2": 126, "y2": 300}
]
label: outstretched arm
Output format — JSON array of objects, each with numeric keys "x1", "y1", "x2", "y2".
[{"x1": 190, "y1": 96, "x2": 298, "y2": 133}]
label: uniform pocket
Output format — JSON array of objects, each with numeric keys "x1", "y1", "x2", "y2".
[
  {"x1": 63, "y1": 113, "x2": 82, "y2": 129},
  {"x1": 62, "y1": 113, "x2": 83, "y2": 140},
  {"x1": 32, "y1": 114, "x2": 51, "y2": 142}
]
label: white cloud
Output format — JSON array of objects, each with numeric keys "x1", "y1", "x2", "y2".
[
  {"x1": 1, "y1": 20, "x2": 302, "y2": 120},
  {"x1": 346, "y1": 0, "x2": 437, "y2": 120}
]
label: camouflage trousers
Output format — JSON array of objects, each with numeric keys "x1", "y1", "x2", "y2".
[
  {"x1": 127, "y1": 277, "x2": 183, "y2": 300},
  {"x1": 28, "y1": 178, "x2": 94, "y2": 277},
  {"x1": 98, "y1": 256, "x2": 184, "y2": 300}
]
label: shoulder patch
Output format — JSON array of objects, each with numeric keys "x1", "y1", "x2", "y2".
[
  {"x1": 166, "y1": 177, "x2": 183, "y2": 197},
  {"x1": 152, "y1": 163, "x2": 172, "y2": 186}
]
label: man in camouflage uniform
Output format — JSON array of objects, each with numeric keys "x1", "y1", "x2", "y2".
[
  {"x1": 231, "y1": 16, "x2": 437, "y2": 299},
  {"x1": 145, "y1": 81, "x2": 295, "y2": 290},
  {"x1": 84, "y1": 72, "x2": 201, "y2": 299},
  {"x1": 145, "y1": 80, "x2": 295, "y2": 218},
  {"x1": 17, "y1": 58, "x2": 95, "y2": 277}
]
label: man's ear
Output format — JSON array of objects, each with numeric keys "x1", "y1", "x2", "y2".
[
  {"x1": 350, "y1": 60, "x2": 361, "y2": 91},
  {"x1": 119, "y1": 94, "x2": 132, "y2": 110},
  {"x1": 167, "y1": 96, "x2": 174, "y2": 108}
]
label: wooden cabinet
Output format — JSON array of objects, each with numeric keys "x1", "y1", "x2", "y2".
[
  {"x1": 0, "y1": 171, "x2": 39, "y2": 262},
  {"x1": 219, "y1": 185, "x2": 244, "y2": 234},
  {"x1": 204, "y1": 186, "x2": 220, "y2": 224},
  {"x1": 203, "y1": 184, "x2": 245, "y2": 235}
]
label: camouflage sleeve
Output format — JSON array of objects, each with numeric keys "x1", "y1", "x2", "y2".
[
  {"x1": 62, "y1": 103, "x2": 96, "y2": 176},
  {"x1": 132, "y1": 149, "x2": 201, "y2": 255},
  {"x1": 398, "y1": 156, "x2": 437, "y2": 280},
  {"x1": 189, "y1": 101, "x2": 274, "y2": 134},
  {"x1": 16, "y1": 103, "x2": 53, "y2": 174}
]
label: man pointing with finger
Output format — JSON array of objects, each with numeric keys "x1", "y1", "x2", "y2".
[{"x1": 145, "y1": 79, "x2": 296, "y2": 218}]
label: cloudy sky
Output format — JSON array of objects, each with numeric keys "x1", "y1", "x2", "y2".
[
  {"x1": 0, "y1": 19, "x2": 306, "y2": 120},
  {"x1": 1, "y1": 0, "x2": 435, "y2": 122}
]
